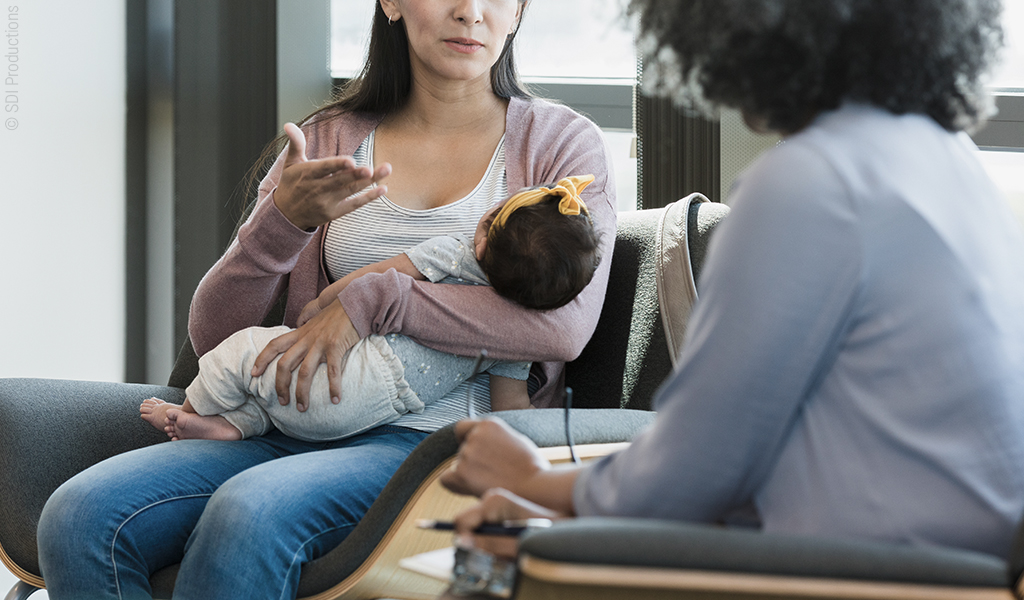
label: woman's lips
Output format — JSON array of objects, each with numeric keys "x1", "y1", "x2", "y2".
[{"x1": 445, "y1": 38, "x2": 484, "y2": 54}]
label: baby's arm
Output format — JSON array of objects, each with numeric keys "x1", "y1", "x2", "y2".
[
  {"x1": 299, "y1": 254, "x2": 426, "y2": 325},
  {"x1": 489, "y1": 375, "x2": 532, "y2": 412}
]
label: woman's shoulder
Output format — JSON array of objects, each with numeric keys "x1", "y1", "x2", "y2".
[
  {"x1": 504, "y1": 96, "x2": 614, "y2": 210},
  {"x1": 300, "y1": 107, "x2": 385, "y2": 159},
  {"x1": 508, "y1": 96, "x2": 601, "y2": 137}
]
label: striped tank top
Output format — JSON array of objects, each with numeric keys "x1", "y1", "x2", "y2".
[{"x1": 323, "y1": 130, "x2": 509, "y2": 432}]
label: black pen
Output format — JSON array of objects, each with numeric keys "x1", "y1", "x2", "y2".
[{"x1": 416, "y1": 518, "x2": 553, "y2": 536}]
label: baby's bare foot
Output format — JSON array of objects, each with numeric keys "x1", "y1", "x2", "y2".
[
  {"x1": 166, "y1": 409, "x2": 242, "y2": 441},
  {"x1": 140, "y1": 397, "x2": 180, "y2": 433}
]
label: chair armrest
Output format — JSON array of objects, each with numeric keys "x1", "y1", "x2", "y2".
[
  {"x1": 0, "y1": 378, "x2": 181, "y2": 579},
  {"x1": 518, "y1": 518, "x2": 1010, "y2": 591},
  {"x1": 295, "y1": 409, "x2": 654, "y2": 598},
  {"x1": 494, "y1": 408, "x2": 655, "y2": 448}
]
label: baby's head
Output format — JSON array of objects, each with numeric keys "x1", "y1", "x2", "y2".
[{"x1": 475, "y1": 175, "x2": 602, "y2": 311}]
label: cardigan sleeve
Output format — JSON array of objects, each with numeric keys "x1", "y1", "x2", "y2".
[
  {"x1": 337, "y1": 105, "x2": 616, "y2": 364},
  {"x1": 188, "y1": 111, "x2": 381, "y2": 355},
  {"x1": 187, "y1": 149, "x2": 318, "y2": 356}
]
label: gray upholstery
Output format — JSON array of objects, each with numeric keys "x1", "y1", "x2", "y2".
[
  {"x1": 565, "y1": 200, "x2": 728, "y2": 410},
  {"x1": 0, "y1": 380, "x2": 180, "y2": 577},
  {"x1": 520, "y1": 518, "x2": 1011, "y2": 588},
  {"x1": 0, "y1": 196, "x2": 726, "y2": 598}
]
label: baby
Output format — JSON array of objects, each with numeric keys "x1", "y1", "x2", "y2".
[{"x1": 141, "y1": 175, "x2": 602, "y2": 442}]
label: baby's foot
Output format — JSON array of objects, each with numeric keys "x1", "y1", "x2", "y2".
[
  {"x1": 166, "y1": 409, "x2": 242, "y2": 441},
  {"x1": 140, "y1": 397, "x2": 180, "y2": 433}
]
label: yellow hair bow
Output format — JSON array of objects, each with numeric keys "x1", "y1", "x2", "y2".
[{"x1": 490, "y1": 174, "x2": 596, "y2": 233}]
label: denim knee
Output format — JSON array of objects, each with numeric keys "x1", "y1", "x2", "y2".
[{"x1": 37, "y1": 473, "x2": 127, "y2": 599}]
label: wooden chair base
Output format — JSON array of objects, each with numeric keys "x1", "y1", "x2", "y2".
[
  {"x1": 301, "y1": 442, "x2": 627, "y2": 600},
  {"x1": 515, "y1": 556, "x2": 1015, "y2": 600}
]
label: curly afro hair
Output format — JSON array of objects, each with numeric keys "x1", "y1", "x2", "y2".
[{"x1": 629, "y1": 0, "x2": 1004, "y2": 132}]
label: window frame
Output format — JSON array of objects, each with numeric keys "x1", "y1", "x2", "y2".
[{"x1": 972, "y1": 92, "x2": 1024, "y2": 151}]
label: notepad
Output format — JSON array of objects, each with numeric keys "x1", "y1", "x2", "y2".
[{"x1": 398, "y1": 546, "x2": 456, "y2": 582}]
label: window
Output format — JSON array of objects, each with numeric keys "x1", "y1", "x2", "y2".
[
  {"x1": 515, "y1": 1, "x2": 635, "y2": 81},
  {"x1": 329, "y1": 0, "x2": 639, "y2": 211},
  {"x1": 992, "y1": 0, "x2": 1024, "y2": 89},
  {"x1": 977, "y1": 0, "x2": 1024, "y2": 231},
  {"x1": 977, "y1": 151, "x2": 1024, "y2": 230}
]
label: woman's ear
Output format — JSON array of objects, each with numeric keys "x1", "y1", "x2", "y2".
[
  {"x1": 379, "y1": 0, "x2": 401, "y2": 23},
  {"x1": 512, "y1": 0, "x2": 527, "y2": 34}
]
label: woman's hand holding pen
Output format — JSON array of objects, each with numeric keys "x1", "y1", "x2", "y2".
[
  {"x1": 274, "y1": 122, "x2": 392, "y2": 230},
  {"x1": 441, "y1": 418, "x2": 583, "y2": 555},
  {"x1": 451, "y1": 489, "x2": 561, "y2": 560}
]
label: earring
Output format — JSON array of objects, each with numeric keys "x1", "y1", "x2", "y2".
[{"x1": 387, "y1": 14, "x2": 395, "y2": 26}]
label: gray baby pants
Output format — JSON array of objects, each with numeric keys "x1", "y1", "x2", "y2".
[{"x1": 185, "y1": 325, "x2": 424, "y2": 441}]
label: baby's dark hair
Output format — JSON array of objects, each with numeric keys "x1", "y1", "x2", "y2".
[{"x1": 480, "y1": 194, "x2": 602, "y2": 311}]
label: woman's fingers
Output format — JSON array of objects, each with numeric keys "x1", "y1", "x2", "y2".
[
  {"x1": 454, "y1": 489, "x2": 532, "y2": 532},
  {"x1": 452, "y1": 489, "x2": 561, "y2": 560},
  {"x1": 452, "y1": 418, "x2": 482, "y2": 443},
  {"x1": 330, "y1": 184, "x2": 388, "y2": 218},
  {"x1": 281, "y1": 300, "x2": 360, "y2": 410},
  {"x1": 303, "y1": 156, "x2": 360, "y2": 180},
  {"x1": 326, "y1": 344, "x2": 347, "y2": 405},
  {"x1": 293, "y1": 345, "x2": 326, "y2": 412},
  {"x1": 441, "y1": 418, "x2": 550, "y2": 497},
  {"x1": 283, "y1": 123, "x2": 308, "y2": 167},
  {"x1": 277, "y1": 159, "x2": 391, "y2": 229},
  {"x1": 323, "y1": 303, "x2": 360, "y2": 405},
  {"x1": 273, "y1": 334, "x2": 314, "y2": 405},
  {"x1": 252, "y1": 329, "x2": 300, "y2": 378},
  {"x1": 277, "y1": 124, "x2": 393, "y2": 229},
  {"x1": 297, "y1": 300, "x2": 321, "y2": 327}
]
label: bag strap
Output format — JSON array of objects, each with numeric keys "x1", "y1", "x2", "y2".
[{"x1": 655, "y1": 193, "x2": 710, "y2": 369}]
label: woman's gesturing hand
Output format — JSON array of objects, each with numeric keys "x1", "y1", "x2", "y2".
[
  {"x1": 251, "y1": 299, "x2": 360, "y2": 412},
  {"x1": 274, "y1": 122, "x2": 392, "y2": 231}
]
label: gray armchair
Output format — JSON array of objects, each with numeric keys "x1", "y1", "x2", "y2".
[
  {"x1": 0, "y1": 195, "x2": 728, "y2": 600},
  {"x1": 515, "y1": 517, "x2": 1024, "y2": 599}
]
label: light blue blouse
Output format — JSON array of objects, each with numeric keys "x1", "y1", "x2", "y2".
[{"x1": 575, "y1": 103, "x2": 1024, "y2": 557}]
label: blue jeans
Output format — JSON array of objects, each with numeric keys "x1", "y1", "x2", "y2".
[{"x1": 37, "y1": 425, "x2": 428, "y2": 600}]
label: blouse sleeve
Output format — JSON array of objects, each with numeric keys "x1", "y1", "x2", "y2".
[
  {"x1": 404, "y1": 235, "x2": 486, "y2": 285},
  {"x1": 337, "y1": 116, "x2": 616, "y2": 363},
  {"x1": 573, "y1": 142, "x2": 864, "y2": 521}
]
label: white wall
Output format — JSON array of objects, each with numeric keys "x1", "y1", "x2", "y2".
[{"x1": 0, "y1": 0, "x2": 126, "y2": 382}]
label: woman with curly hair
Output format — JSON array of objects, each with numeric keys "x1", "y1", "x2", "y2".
[{"x1": 442, "y1": 0, "x2": 1024, "y2": 559}]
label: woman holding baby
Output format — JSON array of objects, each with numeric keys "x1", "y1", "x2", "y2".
[{"x1": 36, "y1": 1, "x2": 616, "y2": 598}]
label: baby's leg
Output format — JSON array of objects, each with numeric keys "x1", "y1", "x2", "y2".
[
  {"x1": 179, "y1": 326, "x2": 290, "y2": 440},
  {"x1": 140, "y1": 397, "x2": 181, "y2": 432},
  {"x1": 165, "y1": 409, "x2": 242, "y2": 441},
  {"x1": 141, "y1": 397, "x2": 240, "y2": 440}
]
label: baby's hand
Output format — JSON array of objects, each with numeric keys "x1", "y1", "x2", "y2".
[{"x1": 297, "y1": 299, "x2": 323, "y2": 327}]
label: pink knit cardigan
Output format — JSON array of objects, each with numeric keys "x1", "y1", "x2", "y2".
[{"x1": 188, "y1": 97, "x2": 616, "y2": 407}]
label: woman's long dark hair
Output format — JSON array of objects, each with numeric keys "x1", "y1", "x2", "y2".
[
  {"x1": 242, "y1": 1, "x2": 532, "y2": 208},
  {"x1": 329, "y1": 2, "x2": 532, "y2": 115}
]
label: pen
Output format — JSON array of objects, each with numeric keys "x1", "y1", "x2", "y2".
[{"x1": 416, "y1": 518, "x2": 553, "y2": 536}]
